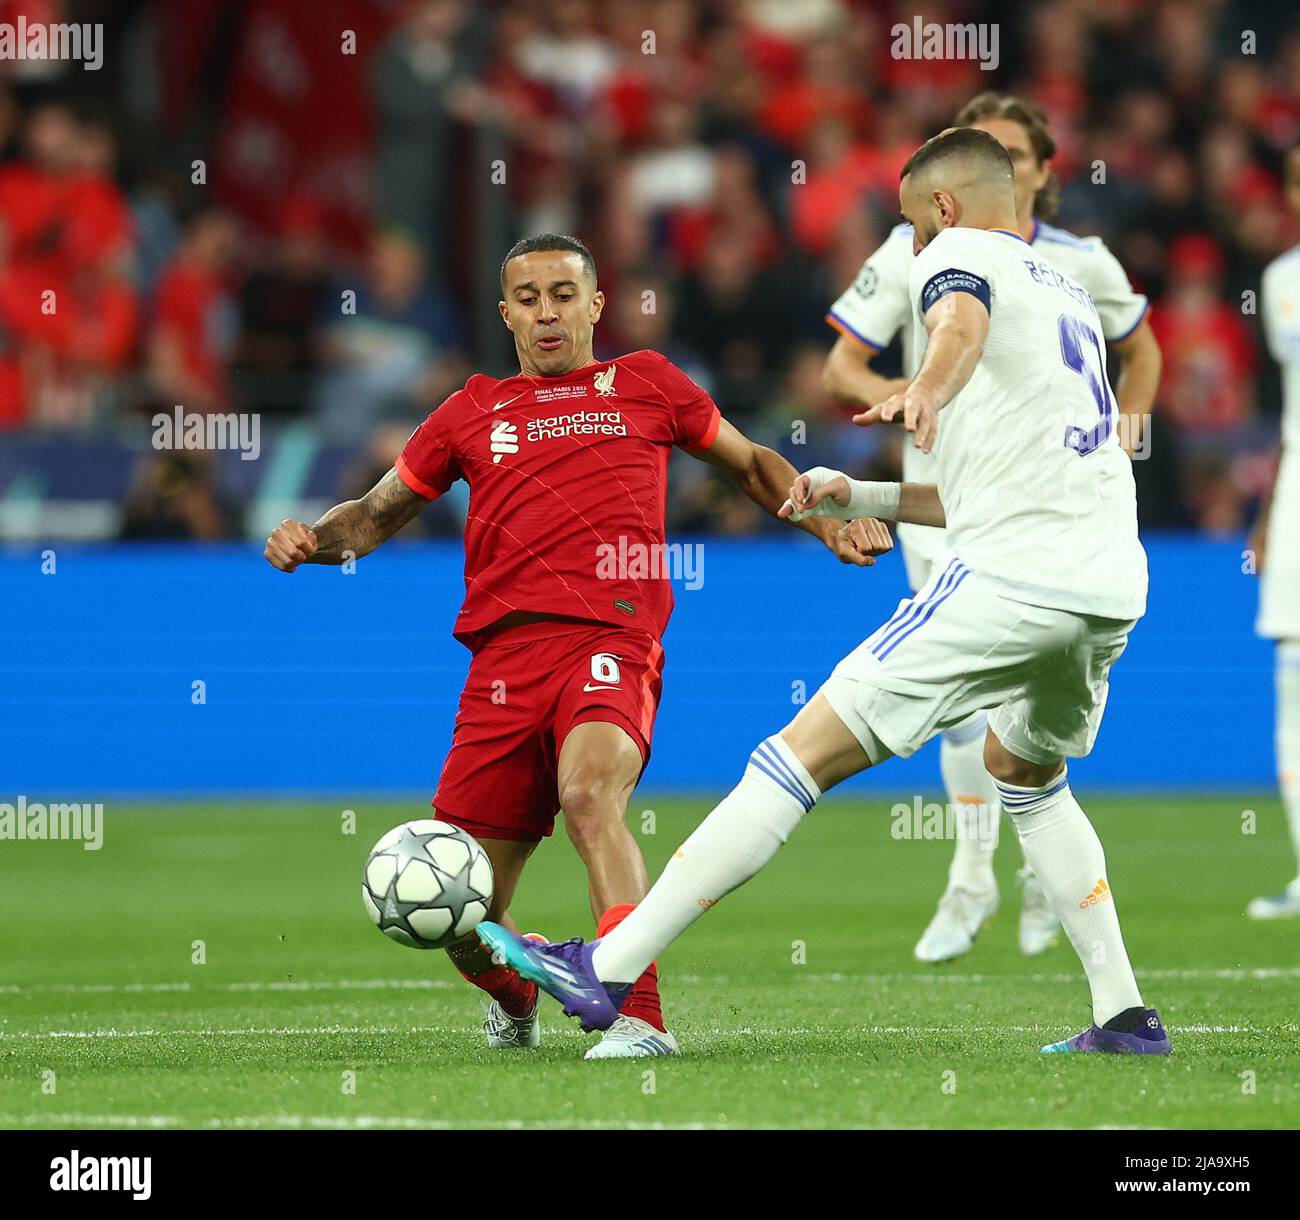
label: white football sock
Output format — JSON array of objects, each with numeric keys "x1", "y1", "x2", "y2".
[
  {"x1": 940, "y1": 713, "x2": 999, "y2": 892},
  {"x1": 1278, "y1": 643, "x2": 1300, "y2": 882},
  {"x1": 592, "y1": 735, "x2": 820, "y2": 984},
  {"x1": 997, "y1": 771, "x2": 1143, "y2": 1025}
]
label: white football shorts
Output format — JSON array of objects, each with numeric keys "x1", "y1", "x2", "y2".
[{"x1": 820, "y1": 555, "x2": 1135, "y2": 765}]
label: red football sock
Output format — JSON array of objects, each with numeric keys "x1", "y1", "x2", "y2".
[
  {"x1": 456, "y1": 961, "x2": 537, "y2": 1019},
  {"x1": 597, "y1": 903, "x2": 666, "y2": 1032}
]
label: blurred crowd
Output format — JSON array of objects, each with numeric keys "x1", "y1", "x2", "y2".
[{"x1": 2, "y1": 0, "x2": 1298, "y2": 539}]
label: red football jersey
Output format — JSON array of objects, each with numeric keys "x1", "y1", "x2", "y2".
[{"x1": 396, "y1": 349, "x2": 721, "y2": 648}]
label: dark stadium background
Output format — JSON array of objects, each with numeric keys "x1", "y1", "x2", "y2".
[{"x1": 1, "y1": 0, "x2": 1296, "y2": 794}]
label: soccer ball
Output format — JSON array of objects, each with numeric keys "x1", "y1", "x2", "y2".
[{"x1": 361, "y1": 820, "x2": 494, "y2": 950}]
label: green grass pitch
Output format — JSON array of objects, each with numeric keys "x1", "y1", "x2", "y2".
[{"x1": 1, "y1": 796, "x2": 1297, "y2": 1129}]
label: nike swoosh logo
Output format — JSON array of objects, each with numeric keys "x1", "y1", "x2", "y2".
[
  {"x1": 493, "y1": 394, "x2": 525, "y2": 410},
  {"x1": 582, "y1": 683, "x2": 621, "y2": 692}
]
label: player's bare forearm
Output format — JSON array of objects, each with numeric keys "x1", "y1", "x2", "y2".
[
  {"x1": 822, "y1": 335, "x2": 909, "y2": 407},
  {"x1": 742, "y1": 444, "x2": 818, "y2": 526},
  {"x1": 898, "y1": 483, "x2": 946, "y2": 528},
  {"x1": 1112, "y1": 321, "x2": 1161, "y2": 457},
  {"x1": 854, "y1": 296, "x2": 988, "y2": 451},
  {"x1": 690, "y1": 419, "x2": 885, "y2": 563},
  {"x1": 910, "y1": 314, "x2": 985, "y2": 410},
  {"x1": 306, "y1": 469, "x2": 428, "y2": 564},
  {"x1": 691, "y1": 419, "x2": 792, "y2": 521},
  {"x1": 783, "y1": 469, "x2": 945, "y2": 529},
  {"x1": 731, "y1": 442, "x2": 849, "y2": 550}
]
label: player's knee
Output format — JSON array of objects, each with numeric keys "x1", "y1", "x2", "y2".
[
  {"x1": 983, "y1": 732, "x2": 1013, "y2": 780},
  {"x1": 559, "y1": 778, "x2": 623, "y2": 840},
  {"x1": 983, "y1": 739, "x2": 1061, "y2": 789},
  {"x1": 983, "y1": 748, "x2": 1031, "y2": 786}
]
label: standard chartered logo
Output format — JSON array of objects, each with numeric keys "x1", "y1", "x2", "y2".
[
  {"x1": 490, "y1": 409, "x2": 629, "y2": 463},
  {"x1": 528, "y1": 409, "x2": 626, "y2": 441}
]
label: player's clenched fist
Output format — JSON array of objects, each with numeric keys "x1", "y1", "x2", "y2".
[
  {"x1": 264, "y1": 519, "x2": 318, "y2": 572},
  {"x1": 835, "y1": 518, "x2": 894, "y2": 566}
]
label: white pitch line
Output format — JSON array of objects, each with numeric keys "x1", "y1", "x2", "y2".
[
  {"x1": 0, "y1": 1113, "x2": 1205, "y2": 1131},
  {"x1": 1, "y1": 966, "x2": 1297, "y2": 996},
  {"x1": 0, "y1": 979, "x2": 459, "y2": 996},
  {"x1": 0, "y1": 1113, "x2": 736, "y2": 1131}
]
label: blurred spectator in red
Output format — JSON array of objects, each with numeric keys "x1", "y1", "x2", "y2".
[
  {"x1": 600, "y1": 0, "x2": 707, "y2": 146},
  {"x1": 790, "y1": 118, "x2": 875, "y2": 258},
  {"x1": 1150, "y1": 234, "x2": 1257, "y2": 435},
  {"x1": 148, "y1": 205, "x2": 240, "y2": 414},
  {"x1": 0, "y1": 102, "x2": 136, "y2": 428},
  {"x1": 40, "y1": 116, "x2": 136, "y2": 428},
  {"x1": 313, "y1": 227, "x2": 465, "y2": 442},
  {"x1": 877, "y1": 0, "x2": 987, "y2": 128},
  {"x1": 667, "y1": 144, "x2": 780, "y2": 271},
  {"x1": 758, "y1": 32, "x2": 871, "y2": 150}
]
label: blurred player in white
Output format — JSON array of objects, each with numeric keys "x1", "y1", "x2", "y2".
[
  {"x1": 823, "y1": 93, "x2": 1162, "y2": 962},
  {"x1": 481, "y1": 127, "x2": 1171, "y2": 1056},
  {"x1": 1248, "y1": 142, "x2": 1300, "y2": 919}
]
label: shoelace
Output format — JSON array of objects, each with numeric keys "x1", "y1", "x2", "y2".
[{"x1": 486, "y1": 1005, "x2": 529, "y2": 1039}]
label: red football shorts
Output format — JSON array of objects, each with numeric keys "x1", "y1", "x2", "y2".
[{"x1": 432, "y1": 621, "x2": 665, "y2": 843}]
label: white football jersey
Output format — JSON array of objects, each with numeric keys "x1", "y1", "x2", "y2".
[
  {"x1": 903, "y1": 226, "x2": 1148, "y2": 621},
  {"x1": 827, "y1": 219, "x2": 1148, "y2": 585},
  {"x1": 1257, "y1": 244, "x2": 1300, "y2": 639}
]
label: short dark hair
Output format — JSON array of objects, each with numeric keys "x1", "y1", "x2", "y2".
[
  {"x1": 900, "y1": 126, "x2": 1015, "y2": 188},
  {"x1": 499, "y1": 233, "x2": 597, "y2": 292},
  {"x1": 953, "y1": 91, "x2": 1060, "y2": 220}
]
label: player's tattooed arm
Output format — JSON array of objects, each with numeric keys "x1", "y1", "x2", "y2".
[
  {"x1": 264, "y1": 468, "x2": 429, "y2": 571},
  {"x1": 307, "y1": 469, "x2": 429, "y2": 562}
]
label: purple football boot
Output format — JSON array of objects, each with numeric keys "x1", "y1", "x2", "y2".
[
  {"x1": 476, "y1": 922, "x2": 630, "y2": 1032},
  {"x1": 1042, "y1": 1007, "x2": 1172, "y2": 1055}
]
